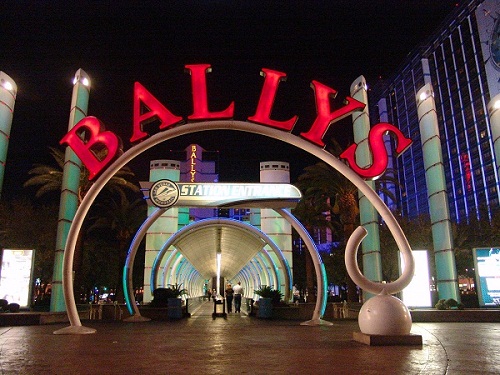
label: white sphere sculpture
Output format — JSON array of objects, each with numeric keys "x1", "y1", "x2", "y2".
[
  {"x1": 345, "y1": 226, "x2": 415, "y2": 336},
  {"x1": 358, "y1": 292, "x2": 412, "y2": 335}
]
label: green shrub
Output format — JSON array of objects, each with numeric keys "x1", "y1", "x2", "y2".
[
  {"x1": 255, "y1": 286, "x2": 283, "y2": 305},
  {"x1": 445, "y1": 298, "x2": 458, "y2": 308},
  {"x1": 151, "y1": 284, "x2": 187, "y2": 307},
  {"x1": 435, "y1": 299, "x2": 447, "y2": 310},
  {"x1": 435, "y1": 298, "x2": 465, "y2": 310}
]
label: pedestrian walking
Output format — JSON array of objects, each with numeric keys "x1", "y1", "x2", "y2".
[
  {"x1": 232, "y1": 281, "x2": 243, "y2": 313},
  {"x1": 225, "y1": 283, "x2": 234, "y2": 313}
]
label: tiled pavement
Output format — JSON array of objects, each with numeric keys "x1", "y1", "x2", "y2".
[{"x1": 0, "y1": 302, "x2": 499, "y2": 374}]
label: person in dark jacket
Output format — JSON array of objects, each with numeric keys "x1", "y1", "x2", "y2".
[{"x1": 225, "y1": 284, "x2": 234, "y2": 313}]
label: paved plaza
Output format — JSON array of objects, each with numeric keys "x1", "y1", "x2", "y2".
[{"x1": 1, "y1": 302, "x2": 499, "y2": 374}]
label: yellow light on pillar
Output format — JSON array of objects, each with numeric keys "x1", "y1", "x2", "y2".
[
  {"x1": 72, "y1": 72, "x2": 91, "y2": 87},
  {"x1": 1, "y1": 80, "x2": 13, "y2": 91},
  {"x1": 216, "y1": 252, "x2": 222, "y2": 296}
]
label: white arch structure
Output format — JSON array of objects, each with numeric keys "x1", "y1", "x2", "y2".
[
  {"x1": 126, "y1": 211, "x2": 322, "y2": 324},
  {"x1": 121, "y1": 211, "x2": 293, "y2": 321},
  {"x1": 158, "y1": 229, "x2": 280, "y2": 298},
  {"x1": 53, "y1": 120, "x2": 414, "y2": 335},
  {"x1": 159, "y1": 238, "x2": 278, "y2": 296},
  {"x1": 149, "y1": 218, "x2": 291, "y2": 300}
]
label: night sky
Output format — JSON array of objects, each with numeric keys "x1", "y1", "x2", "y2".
[{"x1": 1, "y1": 1, "x2": 459, "y2": 199}]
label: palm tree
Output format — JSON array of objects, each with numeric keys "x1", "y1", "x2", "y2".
[
  {"x1": 23, "y1": 146, "x2": 141, "y2": 297},
  {"x1": 0, "y1": 199, "x2": 59, "y2": 284},
  {"x1": 292, "y1": 191, "x2": 338, "y2": 302},
  {"x1": 295, "y1": 142, "x2": 403, "y2": 302},
  {"x1": 295, "y1": 161, "x2": 359, "y2": 302},
  {"x1": 87, "y1": 196, "x2": 147, "y2": 302},
  {"x1": 23, "y1": 146, "x2": 139, "y2": 204},
  {"x1": 379, "y1": 214, "x2": 433, "y2": 282}
]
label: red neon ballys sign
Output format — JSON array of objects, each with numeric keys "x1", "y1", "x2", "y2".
[{"x1": 60, "y1": 64, "x2": 411, "y2": 180}]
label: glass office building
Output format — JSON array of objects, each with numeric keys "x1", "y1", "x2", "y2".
[{"x1": 370, "y1": 0, "x2": 500, "y2": 223}]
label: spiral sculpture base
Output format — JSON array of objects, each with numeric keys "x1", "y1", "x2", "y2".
[
  {"x1": 353, "y1": 293, "x2": 422, "y2": 346},
  {"x1": 358, "y1": 293, "x2": 412, "y2": 335}
]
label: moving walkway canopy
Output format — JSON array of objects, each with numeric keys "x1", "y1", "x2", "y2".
[{"x1": 169, "y1": 220, "x2": 267, "y2": 279}]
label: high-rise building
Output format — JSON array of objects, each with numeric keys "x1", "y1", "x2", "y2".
[{"x1": 370, "y1": 0, "x2": 500, "y2": 223}]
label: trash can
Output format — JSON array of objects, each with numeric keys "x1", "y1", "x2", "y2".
[
  {"x1": 168, "y1": 298, "x2": 183, "y2": 319},
  {"x1": 257, "y1": 298, "x2": 272, "y2": 319},
  {"x1": 212, "y1": 299, "x2": 226, "y2": 319}
]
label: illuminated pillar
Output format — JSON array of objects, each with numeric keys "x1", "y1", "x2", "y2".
[
  {"x1": 249, "y1": 208, "x2": 264, "y2": 286},
  {"x1": 257, "y1": 253, "x2": 273, "y2": 287},
  {"x1": 488, "y1": 93, "x2": 500, "y2": 178},
  {"x1": 350, "y1": 76, "x2": 382, "y2": 300},
  {"x1": 249, "y1": 206, "x2": 262, "y2": 287},
  {"x1": 377, "y1": 98, "x2": 396, "y2": 210},
  {"x1": 51, "y1": 69, "x2": 90, "y2": 312},
  {"x1": 260, "y1": 161, "x2": 292, "y2": 294},
  {"x1": 0, "y1": 72, "x2": 17, "y2": 198},
  {"x1": 249, "y1": 208, "x2": 261, "y2": 230},
  {"x1": 144, "y1": 160, "x2": 180, "y2": 303},
  {"x1": 416, "y1": 84, "x2": 460, "y2": 302}
]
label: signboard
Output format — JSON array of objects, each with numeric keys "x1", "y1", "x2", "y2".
[
  {"x1": 140, "y1": 180, "x2": 302, "y2": 208},
  {"x1": 400, "y1": 250, "x2": 432, "y2": 308},
  {"x1": 473, "y1": 247, "x2": 500, "y2": 307},
  {"x1": 60, "y1": 64, "x2": 412, "y2": 181},
  {"x1": 0, "y1": 249, "x2": 35, "y2": 308}
]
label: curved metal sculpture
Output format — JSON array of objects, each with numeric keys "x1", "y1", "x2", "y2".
[
  {"x1": 345, "y1": 227, "x2": 413, "y2": 335},
  {"x1": 53, "y1": 120, "x2": 413, "y2": 335}
]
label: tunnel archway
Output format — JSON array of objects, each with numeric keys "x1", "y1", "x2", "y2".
[{"x1": 150, "y1": 218, "x2": 291, "y2": 301}]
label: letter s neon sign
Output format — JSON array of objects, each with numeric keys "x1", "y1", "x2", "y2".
[{"x1": 339, "y1": 122, "x2": 412, "y2": 180}]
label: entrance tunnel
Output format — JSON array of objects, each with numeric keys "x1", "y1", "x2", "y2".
[{"x1": 147, "y1": 217, "x2": 292, "y2": 309}]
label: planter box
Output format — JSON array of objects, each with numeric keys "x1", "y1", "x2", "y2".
[
  {"x1": 257, "y1": 298, "x2": 273, "y2": 319},
  {"x1": 167, "y1": 298, "x2": 183, "y2": 319}
]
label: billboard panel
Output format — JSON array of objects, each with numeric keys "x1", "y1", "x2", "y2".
[
  {"x1": 473, "y1": 247, "x2": 500, "y2": 307},
  {"x1": 0, "y1": 249, "x2": 35, "y2": 308},
  {"x1": 400, "y1": 250, "x2": 432, "y2": 308}
]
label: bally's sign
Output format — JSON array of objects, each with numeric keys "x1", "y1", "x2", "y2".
[
  {"x1": 140, "y1": 180, "x2": 302, "y2": 208},
  {"x1": 60, "y1": 64, "x2": 412, "y2": 181}
]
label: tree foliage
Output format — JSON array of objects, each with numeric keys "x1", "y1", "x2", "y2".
[
  {"x1": 86, "y1": 196, "x2": 147, "y2": 300},
  {"x1": 21, "y1": 146, "x2": 145, "y2": 299},
  {"x1": 379, "y1": 208, "x2": 500, "y2": 283},
  {"x1": 23, "y1": 146, "x2": 140, "y2": 203},
  {"x1": 294, "y1": 161, "x2": 359, "y2": 301},
  {"x1": 379, "y1": 214, "x2": 433, "y2": 282}
]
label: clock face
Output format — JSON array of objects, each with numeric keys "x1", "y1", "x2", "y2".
[
  {"x1": 491, "y1": 17, "x2": 500, "y2": 70},
  {"x1": 149, "y1": 179, "x2": 179, "y2": 208}
]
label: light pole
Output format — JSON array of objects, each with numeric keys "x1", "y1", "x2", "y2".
[
  {"x1": 350, "y1": 76, "x2": 382, "y2": 301},
  {"x1": 416, "y1": 83, "x2": 460, "y2": 302},
  {"x1": 0, "y1": 72, "x2": 17, "y2": 199},
  {"x1": 51, "y1": 69, "x2": 90, "y2": 312}
]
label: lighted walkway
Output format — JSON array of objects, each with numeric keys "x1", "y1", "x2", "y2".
[{"x1": 0, "y1": 302, "x2": 499, "y2": 374}]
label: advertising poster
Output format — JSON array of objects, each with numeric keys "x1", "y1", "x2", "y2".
[
  {"x1": 473, "y1": 247, "x2": 500, "y2": 307},
  {"x1": 0, "y1": 249, "x2": 35, "y2": 308},
  {"x1": 400, "y1": 250, "x2": 432, "y2": 308}
]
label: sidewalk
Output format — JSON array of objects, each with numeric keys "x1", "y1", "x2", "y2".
[{"x1": 0, "y1": 302, "x2": 499, "y2": 374}]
